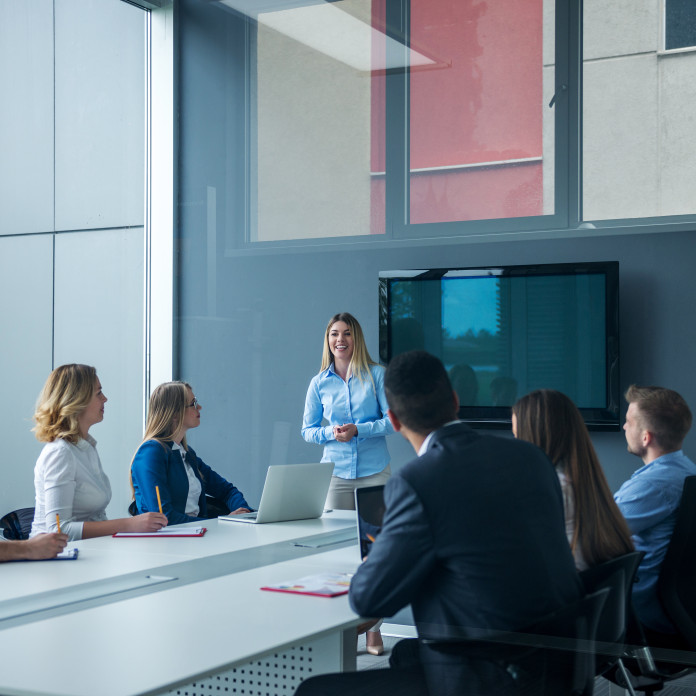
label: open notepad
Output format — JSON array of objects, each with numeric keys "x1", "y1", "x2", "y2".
[
  {"x1": 261, "y1": 572, "x2": 352, "y2": 598},
  {"x1": 112, "y1": 527, "x2": 207, "y2": 538}
]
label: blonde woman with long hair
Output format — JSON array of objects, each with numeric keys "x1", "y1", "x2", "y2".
[
  {"x1": 301, "y1": 312, "x2": 393, "y2": 655},
  {"x1": 30, "y1": 364, "x2": 167, "y2": 540},
  {"x1": 130, "y1": 381, "x2": 250, "y2": 525}
]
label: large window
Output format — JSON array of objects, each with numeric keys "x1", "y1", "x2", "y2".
[
  {"x1": 179, "y1": 0, "x2": 696, "y2": 244},
  {"x1": 664, "y1": 0, "x2": 696, "y2": 51}
]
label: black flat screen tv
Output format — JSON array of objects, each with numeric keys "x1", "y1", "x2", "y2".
[{"x1": 379, "y1": 261, "x2": 620, "y2": 431}]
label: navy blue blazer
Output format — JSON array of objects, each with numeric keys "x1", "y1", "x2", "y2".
[
  {"x1": 349, "y1": 422, "x2": 583, "y2": 641},
  {"x1": 131, "y1": 440, "x2": 249, "y2": 525}
]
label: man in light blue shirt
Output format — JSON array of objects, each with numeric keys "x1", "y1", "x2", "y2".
[{"x1": 614, "y1": 385, "x2": 696, "y2": 636}]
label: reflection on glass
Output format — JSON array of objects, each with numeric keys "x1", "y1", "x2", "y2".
[
  {"x1": 387, "y1": 274, "x2": 607, "y2": 410},
  {"x1": 409, "y1": 0, "x2": 551, "y2": 224},
  {"x1": 253, "y1": 0, "x2": 386, "y2": 241}
]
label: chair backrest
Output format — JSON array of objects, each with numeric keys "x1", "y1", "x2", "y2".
[
  {"x1": 579, "y1": 551, "x2": 644, "y2": 646},
  {"x1": 658, "y1": 475, "x2": 696, "y2": 649},
  {"x1": 0, "y1": 507, "x2": 35, "y2": 540},
  {"x1": 422, "y1": 588, "x2": 608, "y2": 696},
  {"x1": 520, "y1": 588, "x2": 610, "y2": 696}
]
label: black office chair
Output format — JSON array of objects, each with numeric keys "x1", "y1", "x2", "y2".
[
  {"x1": 421, "y1": 588, "x2": 610, "y2": 696},
  {"x1": 0, "y1": 507, "x2": 35, "y2": 540},
  {"x1": 607, "y1": 476, "x2": 696, "y2": 695},
  {"x1": 579, "y1": 551, "x2": 644, "y2": 696},
  {"x1": 658, "y1": 476, "x2": 696, "y2": 649}
]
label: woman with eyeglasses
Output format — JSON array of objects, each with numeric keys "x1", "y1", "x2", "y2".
[
  {"x1": 130, "y1": 381, "x2": 251, "y2": 525},
  {"x1": 30, "y1": 364, "x2": 168, "y2": 540}
]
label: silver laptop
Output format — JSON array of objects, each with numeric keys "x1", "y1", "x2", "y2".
[{"x1": 219, "y1": 462, "x2": 334, "y2": 524}]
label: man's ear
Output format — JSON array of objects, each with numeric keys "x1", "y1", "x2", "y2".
[
  {"x1": 642, "y1": 429, "x2": 654, "y2": 448},
  {"x1": 452, "y1": 389, "x2": 460, "y2": 414},
  {"x1": 387, "y1": 409, "x2": 402, "y2": 433}
]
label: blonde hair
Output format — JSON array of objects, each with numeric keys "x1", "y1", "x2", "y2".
[
  {"x1": 142, "y1": 381, "x2": 193, "y2": 450},
  {"x1": 320, "y1": 312, "x2": 376, "y2": 386},
  {"x1": 33, "y1": 364, "x2": 98, "y2": 444},
  {"x1": 129, "y1": 382, "x2": 197, "y2": 500}
]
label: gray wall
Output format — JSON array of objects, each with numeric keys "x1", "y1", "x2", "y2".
[
  {"x1": 179, "y1": 228, "x2": 696, "y2": 503},
  {"x1": 0, "y1": 0, "x2": 146, "y2": 519}
]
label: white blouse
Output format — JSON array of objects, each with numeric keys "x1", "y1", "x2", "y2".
[
  {"x1": 557, "y1": 469, "x2": 588, "y2": 572},
  {"x1": 172, "y1": 442, "x2": 202, "y2": 516},
  {"x1": 30, "y1": 435, "x2": 112, "y2": 541}
]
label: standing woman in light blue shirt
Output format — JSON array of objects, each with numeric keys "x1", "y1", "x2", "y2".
[
  {"x1": 302, "y1": 312, "x2": 394, "y2": 510},
  {"x1": 302, "y1": 312, "x2": 393, "y2": 655}
]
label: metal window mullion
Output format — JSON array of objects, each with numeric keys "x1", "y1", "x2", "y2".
[{"x1": 384, "y1": 0, "x2": 409, "y2": 237}]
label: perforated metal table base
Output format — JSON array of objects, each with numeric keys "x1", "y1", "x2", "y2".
[{"x1": 169, "y1": 631, "x2": 355, "y2": 696}]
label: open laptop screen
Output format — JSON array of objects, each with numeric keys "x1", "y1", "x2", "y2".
[{"x1": 355, "y1": 485, "x2": 386, "y2": 559}]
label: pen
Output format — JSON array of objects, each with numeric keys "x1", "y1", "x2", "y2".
[
  {"x1": 56, "y1": 513, "x2": 62, "y2": 534},
  {"x1": 156, "y1": 486, "x2": 163, "y2": 514}
]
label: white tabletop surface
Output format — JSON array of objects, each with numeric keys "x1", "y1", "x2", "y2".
[
  {"x1": 0, "y1": 546, "x2": 362, "y2": 696},
  {"x1": 1, "y1": 511, "x2": 357, "y2": 602}
]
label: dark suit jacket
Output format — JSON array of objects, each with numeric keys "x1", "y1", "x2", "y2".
[
  {"x1": 349, "y1": 422, "x2": 583, "y2": 641},
  {"x1": 131, "y1": 440, "x2": 249, "y2": 525}
]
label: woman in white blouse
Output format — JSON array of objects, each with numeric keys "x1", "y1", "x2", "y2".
[{"x1": 30, "y1": 364, "x2": 168, "y2": 541}]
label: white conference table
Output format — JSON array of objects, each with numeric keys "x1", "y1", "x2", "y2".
[
  {"x1": 0, "y1": 513, "x2": 364, "y2": 696},
  {"x1": 1, "y1": 512, "x2": 356, "y2": 602}
]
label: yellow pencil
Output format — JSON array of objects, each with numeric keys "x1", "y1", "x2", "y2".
[
  {"x1": 56, "y1": 513, "x2": 62, "y2": 534},
  {"x1": 156, "y1": 486, "x2": 163, "y2": 514}
]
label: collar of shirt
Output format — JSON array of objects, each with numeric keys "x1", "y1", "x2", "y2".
[
  {"x1": 76, "y1": 434, "x2": 97, "y2": 450},
  {"x1": 171, "y1": 441, "x2": 187, "y2": 462},
  {"x1": 632, "y1": 449, "x2": 689, "y2": 478},
  {"x1": 418, "y1": 420, "x2": 462, "y2": 456},
  {"x1": 324, "y1": 362, "x2": 352, "y2": 381}
]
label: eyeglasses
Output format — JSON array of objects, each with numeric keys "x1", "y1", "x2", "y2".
[{"x1": 187, "y1": 398, "x2": 200, "y2": 409}]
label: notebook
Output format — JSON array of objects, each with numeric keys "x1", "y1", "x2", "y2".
[
  {"x1": 113, "y1": 527, "x2": 207, "y2": 537},
  {"x1": 219, "y1": 461, "x2": 334, "y2": 524},
  {"x1": 355, "y1": 484, "x2": 386, "y2": 559}
]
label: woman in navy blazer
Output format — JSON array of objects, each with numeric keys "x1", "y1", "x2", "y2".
[{"x1": 130, "y1": 381, "x2": 251, "y2": 525}]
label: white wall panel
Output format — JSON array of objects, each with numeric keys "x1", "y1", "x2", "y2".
[
  {"x1": 53, "y1": 228, "x2": 144, "y2": 520},
  {"x1": 0, "y1": 0, "x2": 54, "y2": 236},
  {"x1": 584, "y1": 0, "x2": 657, "y2": 61},
  {"x1": 0, "y1": 235, "x2": 53, "y2": 516},
  {"x1": 55, "y1": 0, "x2": 145, "y2": 231},
  {"x1": 659, "y1": 53, "x2": 696, "y2": 215},
  {"x1": 583, "y1": 55, "x2": 659, "y2": 221}
]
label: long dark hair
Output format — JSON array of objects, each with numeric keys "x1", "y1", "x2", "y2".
[{"x1": 512, "y1": 389, "x2": 634, "y2": 567}]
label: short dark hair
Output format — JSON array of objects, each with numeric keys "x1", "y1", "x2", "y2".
[
  {"x1": 385, "y1": 351, "x2": 457, "y2": 435},
  {"x1": 625, "y1": 385, "x2": 692, "y2": 451}
]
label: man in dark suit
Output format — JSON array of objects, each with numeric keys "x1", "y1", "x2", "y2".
[{"x1": 296, "y1": 351, "x2": 583, "y2": 696}]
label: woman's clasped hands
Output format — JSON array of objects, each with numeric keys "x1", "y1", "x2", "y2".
[{"x1": 333, "y1": 423, "x2": 358, "y2": 442}]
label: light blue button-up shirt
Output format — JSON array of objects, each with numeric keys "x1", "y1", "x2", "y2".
[
  {"x1": 302, "y1": 363, "x2": 393, "y2": 479},
  {"x1": 614, "y1": 449, "x2": 696, "y2": 633}
]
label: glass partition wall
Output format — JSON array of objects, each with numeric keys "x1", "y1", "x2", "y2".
[{"x1": 175, "y1": 0, "x2": 696, "y2": 503}]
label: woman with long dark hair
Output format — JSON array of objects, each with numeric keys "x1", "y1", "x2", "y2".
[{"x1": 512, "y1": 389, "x2": 634, "y2": 569}]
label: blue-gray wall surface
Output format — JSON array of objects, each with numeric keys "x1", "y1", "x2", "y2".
[{"x1": 179, "y1": 229, "x2": 696, "y2": 504}]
